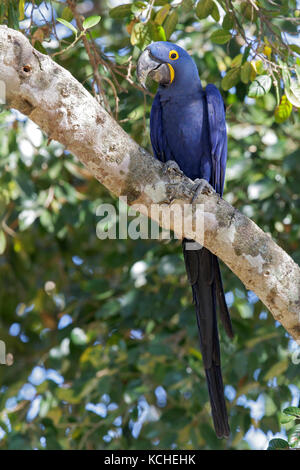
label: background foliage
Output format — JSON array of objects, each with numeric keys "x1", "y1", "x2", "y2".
[{"x1": 0, "y1": 0, "x2": 299, "y2": 450}]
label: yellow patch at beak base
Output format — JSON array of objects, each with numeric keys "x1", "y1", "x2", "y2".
[{"x1": 167, "y1": 63, "x2": 175, "y2": 83}]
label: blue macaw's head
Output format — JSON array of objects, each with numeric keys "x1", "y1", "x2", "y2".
[{"x1": 136, "y1": 41, "x2": 201, "y2": 93}]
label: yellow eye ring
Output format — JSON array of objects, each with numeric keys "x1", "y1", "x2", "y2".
[{"x1": 169, "y1": 50, "x2": 179, "y2": 60}]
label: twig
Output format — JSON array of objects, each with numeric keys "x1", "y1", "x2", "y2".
[{"x1": 66, "y1": 0, "x2": 111, "y2": 113}]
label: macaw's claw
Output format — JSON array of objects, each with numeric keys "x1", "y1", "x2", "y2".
[
  {"x1": 163, "y1": 160, "x2": 183, "y2": 177},
  {"x1": 191, "y1": 178, "x2": 213, "y2": 203}
]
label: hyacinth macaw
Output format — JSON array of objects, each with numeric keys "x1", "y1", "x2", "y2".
[{"x1": 137, "y1": 41, "x2": 234, "y2": 439}]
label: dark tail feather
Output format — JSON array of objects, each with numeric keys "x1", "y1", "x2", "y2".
[
  {"x1": 183, "y1": 240, "x2": 231, "y2": 439},
  {"x1": 205, "y1": 366, "x2": 230, "y2": 439},
  {"x1": 214, "y1": 257, "x2": 234, "y2": 339}
]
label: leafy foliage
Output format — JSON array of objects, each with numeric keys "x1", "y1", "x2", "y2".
[
  {"x1": 0, "y1": 0, "x2": 299, "y2": 450},
  {"x1": 267, "y1": 406, "x2": 300, "y2": 449}
]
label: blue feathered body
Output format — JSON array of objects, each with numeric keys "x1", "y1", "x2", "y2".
[{"x1": 147, "y1": 41, "x2": 232, "y2": 438}]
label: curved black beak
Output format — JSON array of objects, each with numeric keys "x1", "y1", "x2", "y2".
[{"x1": 136, "y1": 48, "x2": 171, "y2": 90}]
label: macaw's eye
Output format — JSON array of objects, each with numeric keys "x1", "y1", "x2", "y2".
[{"x1": 169, "y1": 50, "x2": 179, "y2": 60}]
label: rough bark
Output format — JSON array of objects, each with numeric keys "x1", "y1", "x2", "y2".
[{"x1": 0, "y1": 26, "x2": 299, "y2": 341}]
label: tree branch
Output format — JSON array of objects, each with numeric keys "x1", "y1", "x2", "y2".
[{"x1": 0, "y1": 26, "x2": 299, "y2": 341}]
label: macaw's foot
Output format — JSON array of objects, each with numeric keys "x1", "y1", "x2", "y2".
[
  {"x1": 163, "y1": 160, "x2": 183, "y2": 177},
  {"x1": 191, "y1": 178, "x2": 213, "y2": 203}
]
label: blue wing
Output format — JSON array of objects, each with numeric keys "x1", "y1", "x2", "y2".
[
  {"x1": 150, "y1": 93, "x2": 168, "y2": 163},
  {"x1": 150, "y1": 86, "x2": 227, "y2": 196},
  {"x1": 206, "y1": 84, "x2": 227, "y2": 196}
]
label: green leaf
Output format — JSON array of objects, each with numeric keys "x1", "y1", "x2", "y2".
[
  {"x1": 154, "y1": 0, "x2": 170, "y2": 5},
  {"x1": 283, "y1": 406, "x2": 300, "y2": 418},
  {"x1": 57, "y1": 18, "x2": 78, "y2": 35},
  {"x1": 155, "y1": 25, "x2": 166, "y2": 41},
  {"x1": 263, "y1": 358, "x2": 289, "y2": 381},
  {"x1": 267, "y1": 438, "x2": 289, "y2": 450},
  {"x1": 61, "y1": 6, "x2": 73, "y2": 22},
  {"x1": 242, "y1": 45, "x2": 251, "y2": 64},
  {"x1": 240, "y1": 1, "x2": 257, "y2": 21},
  {"x1": 109, "y1": 4, "x2": 132, "y2": 18},
  {"x1": 290, "y1": 44, "x2": 300, "y2": 55},
  {"x1": 40, "y1": 210, "x2": 55, "y2": 233},
  {"x1": 182, "y1": 0, "x2": 194, "y2": 13},
  {"x1": 189, "y1": 347, "x2": 203, "y2": 362},
  {"x1": 155, "y1": 4, "x2": 171, "y2": 25},
  {"x1": 285, "y1": 78, "x2": 300, "y2": 108},
  {"x1": 131, "y1": 22, "x2": 152, "y2": 48},
  {"x1": 211, "y1": 29, "x2": 232, "y2": 44},
  {"x1": 222, "y1": 12, "x2": 234, "y2": 30},
  {"x1": 279, "y1": 412, "x2": 296, "y2": 424},
  {"x1": 221, "y1": 67, "x2": 240, "y2": 91},
  {"x1": 196, "y1": 0, "x2": 214, "y2": 19},
  {"x1": 241, "y1": 61, "x2": 252, "y2": 84},
  {"x1": 211, "y1": 2, "x2": 220, "y2": 22},
  {"x1": 281, "y1": 64, "x2": 300, "y2": 107},
  {"x1": 8, "y1": 1, "x2": 20, "y2": 29},
  {"x1": 288, "y1": 424, "x2": 300, "y2": 448},
  {"x1": 131, "y1": 2, "x2": 147, "y2": 16},
  {"x1": 252, "y1": 59, "x2": 265, "y2": 75},
  {"x1": 83, "y1": 15, "x2": 101, "y2": 30},
  {"x1": 264, "y1": 394, "x2": 277, "y2": 417},
  {"x1": 231, "y1": 54, "x2": 243, "y2": 68},
  {"x1": 56, "y1": 388, "x2": 81, "y2": 404},
  {"x1": 0, "y1": 3, "x2": 5, "y2": 23},
  {"x1": 164, "y1": 10, "x2": 178, "y2": 39},
  {"x1": 19, "y1": 0, "x2": 25, "y2": 20},
  {"x1": 248, "y1": 75, "x2": 272, "y2": 97}
]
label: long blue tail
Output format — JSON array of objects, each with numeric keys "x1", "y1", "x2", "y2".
[{"x1": 182, "y1": 240, "x2": 233, "y2": 439}]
